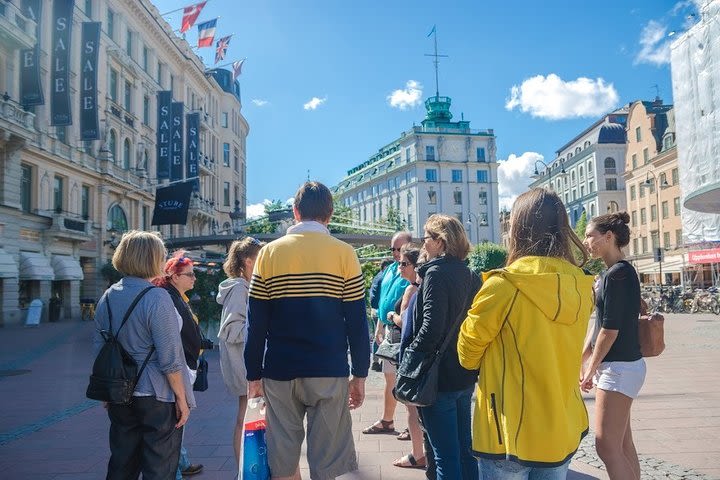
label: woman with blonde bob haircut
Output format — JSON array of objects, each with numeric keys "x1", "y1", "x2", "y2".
[
  {"x1": 405, "y1": 214, "x2": 481, "y2": 479},
  {"x1": 94, "y1": 230, "x2": 193, "y2": 479},
  {"x1": 458, "y1": 189, "x2": 595, "y2": 479}
]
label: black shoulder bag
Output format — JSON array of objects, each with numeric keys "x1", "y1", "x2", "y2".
[
  {"x1": 393, "y1": 296, "x2": 471, "y2": 407},
  {"x1": 86, "y1": 286, "x2": 156, "y2": 404}
]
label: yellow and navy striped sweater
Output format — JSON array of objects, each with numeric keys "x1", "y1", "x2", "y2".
[{"x1": 245, "y1": 231, "x2": 370, "y2": 381}]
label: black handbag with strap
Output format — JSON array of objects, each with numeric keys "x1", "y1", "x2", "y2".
[
  {"x1": 86, "y1": 286, "x2": 156, "y2": 404},
  {"x1": 393, "y1": 298, "x2": 471, "y2": 407}
]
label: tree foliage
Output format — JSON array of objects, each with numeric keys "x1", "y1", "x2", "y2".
[
  {"x1": 468, "y1": 242, "x2": 508, "y2": 275},
  {"x1": 190, "y1": 268, "x2": 226, "y2": 329}
]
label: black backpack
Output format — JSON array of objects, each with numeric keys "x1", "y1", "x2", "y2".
[{"x1": 86, "y1": 286, "x2": 156, "y2": 404}]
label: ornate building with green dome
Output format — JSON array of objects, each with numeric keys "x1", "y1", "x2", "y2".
[{"x1": 333, "y1": 95, "x2": 500, "y2": 244}]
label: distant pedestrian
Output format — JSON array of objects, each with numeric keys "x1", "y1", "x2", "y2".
[
  {"x1": 93, "y1": 230, "x2": 193, "y2": 480},
  {"x1": 581, "y1": 212, "x2": 645, "y2": 480},
  {"x1": 410, "y1": 214, "x2": 480, "y2": 480},
  {"x1": 363, "y1": 231, "x2": 411, "y2": 436},
  {"x1": 216, "y1": 237, "x2": 264, "y2": 469},
  {"x1": 245, "y1": 181, "x2": 370, "y2": 479},
  {"x1": 152, "y1": 252, "x2": 205, "y2": 478},
  {"x1": 458, "y1": 189, "x2": 594, "y2": 479}
]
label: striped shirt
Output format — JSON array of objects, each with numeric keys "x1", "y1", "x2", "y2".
[{"x1": 245, "y1": 226, "x2": 370, "y2": 381}]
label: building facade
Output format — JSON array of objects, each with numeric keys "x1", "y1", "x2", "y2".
[
  {"x1": 622, "y1": 100, "x2": 689, "y2": 286},
  {"x1": 0, "y1": 0, "x2": 248, "y2": 325},
  {"x1": 530, "y1": 108, "x2": 629, "y2": 226},
  {"x1": 333, "y1": 96, "x2": 500, "y2": 244}
]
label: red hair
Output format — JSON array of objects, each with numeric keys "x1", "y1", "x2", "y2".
[{"x1": 152, "y1": 250, "x2": 193, "y2": 288}]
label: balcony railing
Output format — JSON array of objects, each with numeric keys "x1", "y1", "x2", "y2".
[{"x1": 0, "y1": 96, "x2": 36, "y2": 140}]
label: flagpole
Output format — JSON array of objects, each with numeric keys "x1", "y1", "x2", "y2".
[
  {"x1": 206, "y1": 58, "x2": 245, "y2": 71},
  {"x1": 160, "y1": 0, "x2": 211, "y2": 16}
]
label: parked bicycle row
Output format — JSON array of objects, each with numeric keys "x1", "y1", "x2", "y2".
[{"x1": 640, "y1": 286, "x2": 720, "y2": 314}]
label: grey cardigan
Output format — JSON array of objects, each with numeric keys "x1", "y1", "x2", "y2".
[{"x1": 93, "y1": 276, "x2": 196, "y2": 407}]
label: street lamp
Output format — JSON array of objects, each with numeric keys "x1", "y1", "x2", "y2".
[
  {"x1": 229, "y1": 200, "x2": 244, "y2": 235},
  {"x1": 640, "y1": 170, "x2": 670, "y2": 295},
  {"x1": 467, "y1": 212, "x2": 482, "y2": 244},
  {"x1": 532, "y1": 159, "x2": 566, "y2": 189}
]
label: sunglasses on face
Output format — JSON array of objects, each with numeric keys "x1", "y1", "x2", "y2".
[
  {"x1": 399, "y1": 261, "x2": 414, "y2": 267},
  {"x1": 390, "y1": 247, "x2": 402, "y2": 252},
  {"x1": 177, "y1": 272, "x2": 196, "y2": 278},
  {"x1": 420, "y1": 236, "x2": 434, "y2": 243}
]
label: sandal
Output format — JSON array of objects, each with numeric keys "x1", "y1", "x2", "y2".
[
  {"x1": 396, "y1": 428, "x2": 411, "y2": 441},
  {"x1": 362, "y1": 419, "x2": 396, "y2": 434},
  {"x1": 393, "y1": 453, "x2": 426, "y2": 469}
]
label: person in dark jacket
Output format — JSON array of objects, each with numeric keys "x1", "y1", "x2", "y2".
[
  {"x1": 153, "y1": 251, "x2": 204, "y2": 478},
  {"x1": 410, "y1": 214, "x2": 481, "y2": 480}
]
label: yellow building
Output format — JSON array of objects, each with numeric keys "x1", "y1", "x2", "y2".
[
  {"x1": 0, "y1": 0, "x2": 248, "y2": 325},
  {"x1": 623, "y1": 100, "x2": 687, "y2": 286}
]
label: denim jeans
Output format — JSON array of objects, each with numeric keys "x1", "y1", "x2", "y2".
[
  {"x1": 479, "y1": 458, "x2": 571, "y2": 480},
  {"x1": 419, "y1": 386, "x2": 477, "y2": 480},
  {"x1": 175, "y1": 444, "x2": 190, "y2": 480}
]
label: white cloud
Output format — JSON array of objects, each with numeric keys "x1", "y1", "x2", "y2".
[
  {"x1": 387, "y1": 80, "x2": 423, "y2": 110},
  {"x1": 635, "y1": 20, "x2": 671, "y2": 66},
  {"x1": 505, "y1": 74, "x2": 619, "y2": 120},
  {"x1": 251, "y1": 99, "x2": 269, "y2": 107},
  {"x1": 303, "y1": 96, "x2": 327, "y2": 110},
  {"x1": 497, "y1": 152, "x2": 545, "y2": 210}
]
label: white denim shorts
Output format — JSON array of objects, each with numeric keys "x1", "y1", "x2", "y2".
[{"x1": 594, "y1": 359, "x2": 647, "y2": 399}]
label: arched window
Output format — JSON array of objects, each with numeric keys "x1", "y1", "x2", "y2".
[
  {"x1": 568, "y1": 152, "x2": 573, "y2": 159},
  {"x1": 590, "y1": 203, "x2": 596, "y2": 217},
  {"x1": 571, "y1": 171, "x2": 576, "y2": 184},
  {"x1": 579, "y1": 166, "x2": 584, "y2": 179},
  {"x1": 587, "y1": 160, "x2": 593, "y2": 173},
  {"x1": 604, "y1": 157, "x2": 616, "y2": 174},
  {"x1": 584, "y1": 141, "x2": 591, "y2": 149},
  {"x1": 107, "y1": 204, "x2": 128, "y2": 232},
  {"x1": 575, "y1": 146, "x2": 581, "y2": 154},
  {"x1": 109, "y1": 130, "x2": 117, "y2": 162},
  {"x1": 123, "y1": 139, "x2": 131, "y2": 170}
]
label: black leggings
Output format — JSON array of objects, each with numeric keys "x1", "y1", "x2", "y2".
[{"x1": 106, "y1": 396, "x2": 182, "y2": 480}]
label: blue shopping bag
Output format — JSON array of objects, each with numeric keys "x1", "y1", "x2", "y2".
[{"x1": 240, "y1": 397, "x2": 270, "y2": 480}]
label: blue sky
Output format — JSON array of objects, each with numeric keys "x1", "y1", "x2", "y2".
[{"x1": 152, "y1": 0, "x2": 701, "y2": 215}]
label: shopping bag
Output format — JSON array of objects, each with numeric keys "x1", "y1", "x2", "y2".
[{"x1": 239, "y1": 397, "x2": 270, "y2": 480}]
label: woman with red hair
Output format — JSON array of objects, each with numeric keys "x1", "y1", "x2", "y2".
[{"x1": 153, "y1": 251, "x2": 204, "y2": 478}]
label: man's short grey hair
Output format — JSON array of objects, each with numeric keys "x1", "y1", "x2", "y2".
[{"x1": 392, "y1": 231, "x2": 412, "y2": 244}]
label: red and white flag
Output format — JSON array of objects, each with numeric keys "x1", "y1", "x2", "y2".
[
  {"x1": 197, "y1": 19, "x2": 217, "y2": 48},
  {"x1": 215, "y1": 35, "x2": 232, "y2": 64},
  {"x1": 232, "y1": 59, "x2": 245, "y2": 81},
  {"x1": 180, "y1": 2, "x2": 207, "y2": 33}
]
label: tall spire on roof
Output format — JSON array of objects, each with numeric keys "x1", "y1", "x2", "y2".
[{"x1": 424, "y1": 25, "x2": 448, "y2": 99}]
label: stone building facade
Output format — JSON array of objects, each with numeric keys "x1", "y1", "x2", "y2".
[{"x1": 0, "y1": 0, "x2": 248, "y2": 325}]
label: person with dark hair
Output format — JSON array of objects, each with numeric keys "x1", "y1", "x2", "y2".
[
  {"x1": 581, "y1": 211, "x2": 645, "y2": 480},
  {"x1": 216, "y1": 237, "x2": 265, "y2": 470},
  {"x1": 245, "y1": 181, "x2": 370, "y2": 480},
  {"x1": 409, "y1": 214, "x2": 480, "y2": 480},
  {"x1": 363, "y1": 231, "x2": 411, "y2": 435},
  {"x1": 458, "y1": 188, "x2": 595, "y2": 478},
  {"x1": 152, "y1": 251, "x2": 205, "y2": 479}
]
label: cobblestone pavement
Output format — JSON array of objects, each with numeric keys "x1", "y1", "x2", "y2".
[{"x1": 0, "y1": 312, "x2": 718, "y2": 479}]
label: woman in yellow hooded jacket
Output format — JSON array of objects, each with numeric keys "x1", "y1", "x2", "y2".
[{"x1": 457, "y1": 188, "x2": 595, "y2": 478}]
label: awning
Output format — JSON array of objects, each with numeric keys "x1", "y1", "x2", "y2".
[
  {"x1": 19, "y1": 252, "x2": 55, "y2": 281},
  {"x1": 51, "y1": 255, "x2": 84, "y2": 280},
  {"x1": 0, "y1": 248, "x2": 18, "y2": 278}
]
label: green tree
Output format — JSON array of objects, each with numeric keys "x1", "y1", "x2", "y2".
[
  {"x1": 468, "y1": 242, "x2": 508, "y2": 275},
  {"x1": 190, "y1": 268, "x2": 226, "y2": 329},
  {"x1": 574, "y1": 211, "x2": 604, "y2": 275},
  {"x1": 384, "y1": 206, "x2": 405, "y2": 231},
  {"x1": 100, "y1": 260, "x2": 123, "y2": 286},
  {"x1": 244, "y1": 200, "x2": 288, "y2": 234}
]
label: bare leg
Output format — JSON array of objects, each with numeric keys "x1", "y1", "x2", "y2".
[
  {"x1": 407, "y1": 406, "x2": 425, "y2": 460},
  {"x1": 272, "y1": 465, "x2": 301, "y2": 480},
  {"x1": 622, "y1": 412, "x2": 641, "y2": 480},
  {"x1": 383, "y1": 371, "x2": 397, "y2": 422},
  {"x1": 595, "y1": 389, "x2": 635, "y2": 480},
  {"x1": 233, "y1": 395, "x2": 248, "y2": 468}
]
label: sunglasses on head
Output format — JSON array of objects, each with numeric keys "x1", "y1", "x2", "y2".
[{"x1": 249, "y1": 237, "x2": 262, "y2": 246}]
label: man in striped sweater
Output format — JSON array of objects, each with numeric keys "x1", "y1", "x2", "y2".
[{"x1": 245, "y1": 181, "x2": 370, "y2": 480}]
